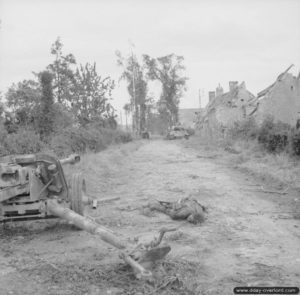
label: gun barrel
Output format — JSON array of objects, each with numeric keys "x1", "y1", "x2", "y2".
[
  {"x1": 47, "y1": 199, "x2": 152, "y2": 278},
  {"x1": 47, "y1": 199, "x2": 127, "y2": 249},
  {"x1": 60, "y1": 154, "x2": 80, "y2": 165}
]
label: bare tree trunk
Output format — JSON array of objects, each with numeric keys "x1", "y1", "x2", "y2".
[
  {"x1": 135, "y1": 104, "x2": 139, "y2": 135},
  {"x1": 140, "y1": 103, "x2": 146, "y2": 131}
]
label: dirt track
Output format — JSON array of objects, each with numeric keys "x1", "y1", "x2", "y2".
[{"x1": 0, "y1": 139, "x2": 299, "y2": 295}]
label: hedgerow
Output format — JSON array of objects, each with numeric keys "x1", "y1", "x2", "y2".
[
  {"x1": 0, "y1": 125, "x2": 132, "y2": 158},
  {"x1": 0, "y1": 129, "x2": 45, "y2": 155},
  {"x1": 49, "y1": 125, "x2": 132, "y2": 157},
  {"x1": 226, "y1": 116, "x2": 300, "y2": 156}
]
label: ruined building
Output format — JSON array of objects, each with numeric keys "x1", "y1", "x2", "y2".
[
  {"x1": 251, "y1": 65, "x2": 300, "y2": 126},
  {"x1": 197, "y1": 65, "x2": 300, "y2": 137},
  {"x1": 216, "y1": 84, "x2": 224, "y2": 97},
  {"x1": 198, "y1": 81, "x2": 256, "y2": 136}
]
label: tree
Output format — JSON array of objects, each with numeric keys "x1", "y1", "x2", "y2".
[
  {"x1": 144, "y1": 95, "x2": 155, "y2": 129},
  {"x1": 123, "y1": 103, "x2": 132, "y2": 130},
  {"x1": 143, "y1": 54, "x2": 188, "y2": 127},
  {"x1": 69, "y1": 62, "x2": 115, "y2": 126},
  {"x1": 47, "y1": 37, "x2": 76, "y2": 104},
  {"x1": 47, "y1": 38, "x2": 116, "y2": 128},
  {"x1": 0, "y1": 92, "x2": 4, "y2": 118},
  {"x1": 38, "y1": 71, "x2": 55, "y2": 139},
  {"x1": 5, "y1": 80, "x2": 41, "y2": 128},
  {"x1": 0, "y1": 92, "x2": 7, "y2": 141},
  {"x1": 116, "y1": 50, "x2": 148, "y2": 133},
  {"x1": 51, "y1": 103, "x2": 75, "y2": 133}
]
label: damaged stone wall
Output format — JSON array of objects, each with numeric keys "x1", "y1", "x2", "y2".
[
  {"x1": 201, "y1": 109, "x2": 225, "y2": 139},
  {"x1": 198, "y1": 81, "x2": 256, "y2": 138},
  {"x1": 255, "y1": 73, "x2": 300, "y2": 126}
]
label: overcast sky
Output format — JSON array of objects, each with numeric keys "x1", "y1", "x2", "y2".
[{"x1": 0, "y1": 0, "x2": 299, "y2": 113}]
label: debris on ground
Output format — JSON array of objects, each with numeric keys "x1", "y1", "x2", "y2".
[
  {"x1": 26, "y1": 258, "x2": 200, "y2": 295},
  {"x1": 147, "y1": 197, "x2": 206, "y2": 224},
  {"x1": 224, "y1": 146, "x2": 241, "y2": 154}
]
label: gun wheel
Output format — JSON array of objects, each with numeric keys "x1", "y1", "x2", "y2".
[{"x1": 70, "y1": 173, "x2": 86, "y2": 215}]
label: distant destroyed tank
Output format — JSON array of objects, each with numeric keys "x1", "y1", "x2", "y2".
[
  {"x1": 140, "y1": 128, "x2": 150, "y2": 139},
  {"x1": 166, "y1": 126, "x2": 190, "y2": 140}
]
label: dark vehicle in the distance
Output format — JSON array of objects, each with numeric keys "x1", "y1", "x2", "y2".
[
  {"x1": 141, "y1": 130, "x2": 150, "y2": 139},
  {"x1": 166, "y1": 126, "x2": 190, "y2": 140}
]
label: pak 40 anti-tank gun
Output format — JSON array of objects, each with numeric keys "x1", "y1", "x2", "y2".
[
  {"x1": 0, "y1": 153, "x2": 174, "y2": 279},
  {"x1": 0, "y1": 153, "x2": 84, "y2": 220}
]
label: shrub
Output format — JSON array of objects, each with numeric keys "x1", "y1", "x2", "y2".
[
  {"x1": 0, "y1": 122, "x2": 8, "y2": 141},
  {"x1": 257, "y1": 117, "x2": 290, "y2": 153},
  {"x1": 227, "y1": 117, "x2": 258, "y2": 140},
  {"x1": 289, "y1": 129, "x2": 300, "y2": 156},
  {"x1": 0, "y1": 117, "x2": 132, "y2": 157},
  {"x1": 0, "y1": 129, "x2": 44, "y2": 156},
  {"x1": 114, "y1": 129, "x2": 133, "y2": 143},
  {"x1": 52, "y1": 103, "x2": 75, "y2": 133},
  {"x1": 50, "y1": 126, "x2": 104, "y2": 157},
  {"x1": 0, "y1": 145, "x2": 8, "y2": 156},
  {"x1": 50, "y1": 125, "x2": 132, "y2": 157}
]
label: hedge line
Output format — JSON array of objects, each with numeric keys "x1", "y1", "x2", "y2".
[
  {"x1": 227, "y1": 116, "x2": 300, "y2": 155},
  {"x1": 0, "y1": 124, "x2": 132, "y2": 157}
]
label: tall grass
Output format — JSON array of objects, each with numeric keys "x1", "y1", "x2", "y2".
[{"x1": 196, "y1": 117, "x2": 300, "y2": 188}]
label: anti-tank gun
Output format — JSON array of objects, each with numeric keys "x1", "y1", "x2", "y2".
[
  {"x1": 0, "y1": 153, "x2": 174, "y2": 278},
  {"x1": 0, "y1": 153, "x2": 83, "y2": 220}
]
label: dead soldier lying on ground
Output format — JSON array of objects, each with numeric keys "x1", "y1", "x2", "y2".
[{"x1": 147, "y1": 197, "x2": 207, "y2": 224}]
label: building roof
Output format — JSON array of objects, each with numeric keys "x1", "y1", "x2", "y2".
[
  {"x1": 257, "y1": 64, "x2": 294, "y2": 99},
  {"x1": 196, "y1": 81, "x2": 256, "y2": 126},
  {"x1": 206, "y1": 81, "x2": 255, "y2": 113}
]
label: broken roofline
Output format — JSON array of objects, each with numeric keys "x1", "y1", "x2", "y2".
[
  {"x1": 257, "y1": 64, "x2": 295, "y2": 98},
  {"x1": 207, "y1": 81, "x2": 254, "y2": 108}
]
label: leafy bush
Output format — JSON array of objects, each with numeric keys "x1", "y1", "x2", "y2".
[
  {"x1": 201, "y1": 114, "x2": 300, "y2": 158},
  {"x1": 52, "y1": 103, "x2": 75, "y2": 133},
  {"x1": 289, "y1": 129, "x2": 300, "y2": 156},
  {"x1": 0, "y1": 124, "x2": 8, "y2": 155},
  {"x1": 227, "y1": 117, "x2": 258, "y2": 140},
  {"x1": 257, "y1": 116, "x2": 290, "y2": 153},
  {"x1": 0, "y1": 120, "x2": 132, "y2": 157},
  {"x1": 113, "y1": 129, "x2": 133, "y2": 143},
  {"x1": 50, "y1": 125, "x2": 132, "y2": 157},
  {"x1": 0, "y1": 122, "x2": 8, "y2": 141},
  {"x1": 50, "y1": 126, "x2": 105, "y2": 157},
  {"x1": 0, "y1": 129, "x2": 44, "y2": 156}
]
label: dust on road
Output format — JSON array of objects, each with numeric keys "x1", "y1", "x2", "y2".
[{"x1": 1, "y1": 139, "x2": 299, "y2": 295}]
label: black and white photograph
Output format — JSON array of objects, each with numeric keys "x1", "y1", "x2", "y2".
[{"x1": 0, "y1": 0, "x2": 299, "y2": 294}]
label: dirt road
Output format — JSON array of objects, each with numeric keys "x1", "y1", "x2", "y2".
[{"x1": 1, "y1": 139, "x2": 299, "y2": 294}]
